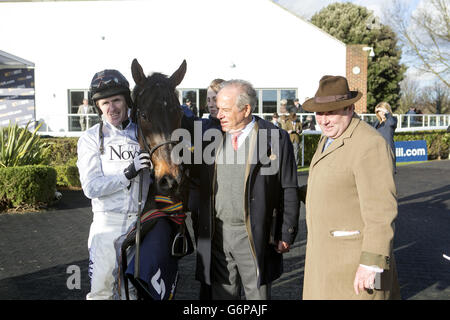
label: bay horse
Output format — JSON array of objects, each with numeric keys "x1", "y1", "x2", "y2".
[{"x1": 119, "y1": 59, "x2": 193, "y2": 300}]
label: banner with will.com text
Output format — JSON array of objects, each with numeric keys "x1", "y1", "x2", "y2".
[{"x1": 395, "y1": 140, "x2": 428, "y2": 163}]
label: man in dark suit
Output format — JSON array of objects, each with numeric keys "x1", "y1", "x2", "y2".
[{"x1": 193, "y1": 79, "x2": 299, "y2": 300}]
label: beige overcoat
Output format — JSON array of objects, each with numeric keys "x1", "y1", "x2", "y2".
[{"x1": 303, "y1": 115, "x2": 400, "y2": 300}]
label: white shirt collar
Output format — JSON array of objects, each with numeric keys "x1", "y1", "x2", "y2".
[{"x1": 232, "y1": 116, "x2": 255, "y2": 148}]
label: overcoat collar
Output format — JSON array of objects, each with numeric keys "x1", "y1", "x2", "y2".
[
  {"x1": 310, "y1": 113, "x2": 361, "y2": 169},
  {"x1": 246, "y1": 116, "x2": 275, "y2": 180}
]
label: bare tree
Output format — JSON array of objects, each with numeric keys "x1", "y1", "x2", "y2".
[
  {"x1": 418, "y1": 81, "x2": 450, "y2": 114},
  {"x1": 397, "y1": 76, "x2": 421, "y2": 113},
  {"x1": 387, "y1": 0, "x2": 450, "y2": 87}
]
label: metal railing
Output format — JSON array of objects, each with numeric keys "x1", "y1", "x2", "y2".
[
  {"x1": 258, "y1": 113, "x2": 450, "y2": 167},
  {"x1": 259, "y1": 113, "x2": 450, "y2": 132},
  {"x1": 34, "y1": 113, "x2": 449, "y2": 137},
  {"x1": 36, "y1": 114, "x2": 101, "y2": 137}
]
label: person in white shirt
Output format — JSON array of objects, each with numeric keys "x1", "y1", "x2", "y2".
[{"x1": 77, "y1": 69, "x2": 151, "y2": 300}]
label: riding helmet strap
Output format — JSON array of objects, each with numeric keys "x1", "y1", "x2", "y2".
[{"x1": 99, "y1": 121, "x2": 104, "y2": 155}]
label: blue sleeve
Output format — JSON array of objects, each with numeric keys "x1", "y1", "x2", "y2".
[{"x1": 180, "y1": 104, "x2": 195, "y2": 118}]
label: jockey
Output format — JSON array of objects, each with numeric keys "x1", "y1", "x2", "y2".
[{"x1": 77, "y1": 69, "x2": 151, "y2": 300}]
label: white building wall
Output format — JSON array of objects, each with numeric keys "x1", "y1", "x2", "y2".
[{"x1": 0, "y1": 0, "x2": 346, "y2": 133}]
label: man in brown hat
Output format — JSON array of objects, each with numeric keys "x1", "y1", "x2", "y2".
[{"x1": 300, "y1": 75, "x2": 400, "y2": 300}]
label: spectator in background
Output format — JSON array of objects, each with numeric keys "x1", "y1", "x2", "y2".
[
  {"x1": 282, "y1": 112, "x2": 302, "y2": 167},
  {"x1": 188, "y1": 78, "x2": 224, "y2": 300},
  {"x1": 77, "y1": 98, "x2": 95, "y2": 131},
  {"x1": 406, "y1": 106, "x2": 416, "y2": 115},
  {"x1": 279, "y1": 99, "x2": 289, "y2": 127},
  {"x1": 404, "y1": 106, "x2": 417, "y2": 127},
  {"x1": 290, "y1": 98, "x2": 304, "y2": 113},
  {"x1": 302, "y1": 115, "x2": 316, "y2": 131},
  {"x1": 206, "y1": 79, "x2": 225, "y2": 119},
  {"x1": 185, "y1": 98, "x2": 198, "y2": 117},
  {"x1": 271, "y1": 112, "x2": 281, "y2": 127},
  {"x1": 373, "y1": 102, "x2": 397, "y2": 170}
]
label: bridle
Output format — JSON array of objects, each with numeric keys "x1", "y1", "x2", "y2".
[
  {"x1": 136, "y1": 113, "x2": 179, "y2": 172},
  {"x1": 132, "y1": 91, "x2": 188, "y2": 284},
  {"x1": 134, "y1": 84, "x2": 180, "y2": 172}
]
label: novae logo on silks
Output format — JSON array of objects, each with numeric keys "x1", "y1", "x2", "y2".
[{"x1": 108, "y1": 144, "x2": 140, "y2": 161}]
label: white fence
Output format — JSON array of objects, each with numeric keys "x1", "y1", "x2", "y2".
[{"x1": 34, "y1": 113, "x2": 450, "y2": 137}]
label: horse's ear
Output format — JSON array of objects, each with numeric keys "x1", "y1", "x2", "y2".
[
  {"x1": 169, "y1": 60, "x2": 187, "y2": 87},
  {"x1": 131, "y1": 58, "x2": 146, "y2": 86}
]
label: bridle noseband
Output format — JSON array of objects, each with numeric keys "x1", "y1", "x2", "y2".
[{"x1": 136, "y1": 116, "x2": 179, "y2": 171}]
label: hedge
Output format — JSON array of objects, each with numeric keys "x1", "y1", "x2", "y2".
[
  {"x1": 40, "y1": 130, "x2": 450, "y2": 171},
  {"x1": 394, "y1": 130, "x2": 449, "y2": 160},
  {"x1": 42, "y1": 137, "x2": 79, "y2": 166},
  {"x1": 55, "y1": 164, "x2": 81, "y2": 188},
  {"x1": 301, "y1": 129, "x2": 450, "y2": 166},
  {"x1": 42, "y1": 137, "x2": 80, "y2": 188},
  {"x1": 0, "y1": 165, "x2": 57, "y2": 211}
]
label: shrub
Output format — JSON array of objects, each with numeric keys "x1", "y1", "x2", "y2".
[
  {"x1": 0, "y1": 165, "x2": 56, "y2": 211},
  {"x1": 300, "y1": 130, "x2": 449, "y2": 165},
  {"x1": 0, "y1": 121, "x2": 50, "y2": 167},
  {"x1": 42, "y1": 137, "x2": 79, "y2": 166},
  {"x1": 55, "y1": 164, "x2": 81, "y2": 188},
  {"x1": 394, "y1": 130, "x2": 449, "y2": 160},
  {"x1": 40, "y1": 137, "x2": 81, "y2": 188},
  {"x1": 301, "y1": 134, "x2": 321, "y2": 166}
]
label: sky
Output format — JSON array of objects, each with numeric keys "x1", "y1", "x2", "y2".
[
  {"x1": 274, "y1": 0, "x2": 436, "y2": 83},
  {"x1": 274, "y1": 0, "x2": 422, "y2": 21}
]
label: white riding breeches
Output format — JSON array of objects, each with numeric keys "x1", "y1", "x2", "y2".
[{"x1": 86, "y1": 211, "x2": 137, "y2": 300}]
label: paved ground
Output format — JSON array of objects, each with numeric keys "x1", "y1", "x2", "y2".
[{"x1": 0, "y1": 160, "x2": 449, "y2": 300}]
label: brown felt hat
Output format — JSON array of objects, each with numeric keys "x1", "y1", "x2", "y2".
[{"x1": 302, "y1": 75, "x2": 362, "y2": 112}]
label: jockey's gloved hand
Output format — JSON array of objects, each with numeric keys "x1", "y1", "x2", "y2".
[{"x1": 124, "y1": 151, "x2": 151, "y2": 180}]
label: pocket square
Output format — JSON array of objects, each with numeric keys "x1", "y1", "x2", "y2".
[{"x1": 331, "y1": 230, "x2": 360, "y2": 237}]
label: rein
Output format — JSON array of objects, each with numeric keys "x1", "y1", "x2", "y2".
[
  {"x1": 128, "y1": 195, "x2": 186, "y2": 232},
  {"x1": 131, "y1": 93, "x2": 185, "y2": 288}
]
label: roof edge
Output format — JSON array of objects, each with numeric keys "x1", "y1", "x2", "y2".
[
  {"x1": 0, "y1": 50, "x2": 35, "y2": 67},
  {"x1": 269, "y1": 0, "x2": 347, "y2": 47}
]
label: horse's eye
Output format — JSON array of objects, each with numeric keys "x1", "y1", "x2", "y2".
[{"x1": 141, "y1": 112, "x2": 148, "y2": 120}]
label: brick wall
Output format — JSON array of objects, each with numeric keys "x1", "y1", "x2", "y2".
[{"x1": 346, "y1": 44, "x2": 369, "y2": 113}]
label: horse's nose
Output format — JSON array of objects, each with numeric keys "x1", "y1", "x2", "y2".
[{"x1": 158, "y1": 174, "x2": 178, "y2": 194}]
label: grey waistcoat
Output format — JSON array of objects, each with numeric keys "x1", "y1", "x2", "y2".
[{"x1": 214, "y1": 132, "x2": 251, "y2": 226}]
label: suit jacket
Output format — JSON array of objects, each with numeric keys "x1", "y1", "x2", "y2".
[
  {"x1": 194, "y1": 116, "x2": 299, "y2": 286},
  {"x1": 303, "y1": 114, "x2": 400, "y2": 300},
  {"x1": 282, "y1": 119, "x2": 302, "y2": 144},
  {"x1": 77, "y1": 104, "x2": 94, "y2": 114},
  {"x1": 77, "y1": 105, "x2": 95, "y2": 124}
]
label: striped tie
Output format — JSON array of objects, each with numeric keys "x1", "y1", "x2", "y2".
[{"x1": 231, "y1": 131, "x2": 242, "y2": 151}]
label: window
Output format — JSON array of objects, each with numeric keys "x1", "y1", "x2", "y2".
[
  {"x1": 262, "y1": 90, "x2": 277, "y2": 114},
  {"x1": 68, "y1": 89, "x2": 99, "y2": 131},
  {"x1": 198, "y1": 88, "x2": 207, "y2": 117},
  {"x1": 177, "y1": 87, "x2": 298, "y2": 120},
  {"x1": 179, "y1": 89, "x2": 198, "y2": 117},
  {"x1": 281, "y1": 89, "x2": 296, "y2": 111}
]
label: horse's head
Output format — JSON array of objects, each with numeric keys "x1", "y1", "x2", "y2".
[{"x1": 131, "y1": 58, "x2": 187, "y2": 199}]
